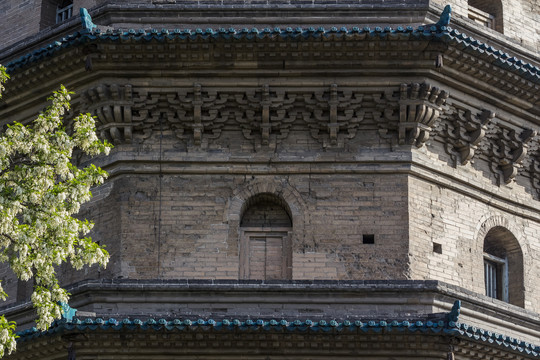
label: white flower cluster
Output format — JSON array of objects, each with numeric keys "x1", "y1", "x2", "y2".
[
  {"x1": 0, "y1": 316, "x2": 16, "y2": 358},
  {"x1": 0, "y1": 68, "x2": 112, "y2": 357}
]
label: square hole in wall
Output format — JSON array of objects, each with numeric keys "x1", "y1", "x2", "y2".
[
  {"x1": 363, "y1": 234, "x2": 375, "y2": 244},
  {"x1": 433, "y1": 242, "x2": 442, "y2": 254}
]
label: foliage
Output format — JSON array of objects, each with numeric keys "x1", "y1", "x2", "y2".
[{"x1": 0, "y1": 65, "x2": 111, "y2": 357}]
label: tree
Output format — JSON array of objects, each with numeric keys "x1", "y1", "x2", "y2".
[{"x1": 0, "y1": 65, "x2": 111, "y2": 357}]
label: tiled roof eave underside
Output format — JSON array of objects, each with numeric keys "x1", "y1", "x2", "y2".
[
  {"x1": 5, "y1": 25, "x2": 540, "y2": 84},
  {"x1": 15, "y1": 317, "x2": 540, "y2": 358}
]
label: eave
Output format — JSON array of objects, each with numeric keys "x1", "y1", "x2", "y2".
[
  {"x1": 11, "y1": 300, "x2": 540, "y2": 359},
  {"x1": 2, "y1": 24, "x2": 540, "y2": 119}
]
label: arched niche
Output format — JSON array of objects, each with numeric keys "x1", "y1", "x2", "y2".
[
  {"x1": 483, "y1": 226, "x2": 524, "y2": 307},
  {"x1": 225, "y1": 177, "x2": 308, "y2": 256},
  {"x1": 240, "y1": 193, "x2": 292, "y2": 228},
  {"x1": 239, "y1": 193, "x2": 293, "y2": 280}
]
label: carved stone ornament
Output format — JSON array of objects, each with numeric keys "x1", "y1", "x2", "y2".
[
  {"x1": 174, "y1": 83, "x2": 227, "y2": 145},
  {"x1": 488, "y1": 126, "x2": 537, "y2": 184},
  {"x1": 81, "y1": 84, "x2": 134, "y2": 144},
  {"x1": 303, "y1": 84, "x2": 364, "y2": 147},
  {"x1": 398, "y1": 83, "x2": 448, "y2": 147},
  {"x1": 125, "y1": 84, "x2": 369, "y2": 148},
  {"x1": 231, "y1": 84, "x2": 364, "y2": 148},
  {"x1": 444, "y1": 108, "x2": 494, "y2": 166},
  {"x1": 231, "y1": 85, "x2": 295, "y2": 146},
  {"x1": 130, "y1": 84, "x2": 228, "y2": 145}
]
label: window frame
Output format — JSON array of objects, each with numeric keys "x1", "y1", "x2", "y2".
[
  {"x1": 483, "y1": 252, "x2": 508, "y2": 302},
  {"x1": 467, "y1": 0, "x2": 504, "y2": 33},
  {"x1": 56, "y1": 1, "x2": 73, "y2": 24},
  {"x1": 468, "y1": 5, "x2": 496, "y2": 29}
]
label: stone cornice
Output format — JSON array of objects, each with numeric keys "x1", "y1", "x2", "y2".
[{"x1": 2, "y1": 279, "x2": 539, "y2": 357}]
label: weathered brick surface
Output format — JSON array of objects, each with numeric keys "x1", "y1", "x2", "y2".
[
  {"x1": 0, "y1": 4, "x2": 539, "y2": 357},
  {"x1": 0, "y1": 1, "x2": 42, "y2": 51},
  {"x1": 409, "y1": 146, "x2": 540, "y2": 312},
  {"x1": 84, "y1": 170, "x2": 409, "y2": 282}
]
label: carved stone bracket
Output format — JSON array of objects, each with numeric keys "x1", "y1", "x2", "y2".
[
  {"x1": 185, "y1": 84, "x2": 227, "y2": 145},
  {"x1": 258, "y1": 85, "x2": 292, "y2": 146},
  {"x1": 132, "y1": 90, "x2": 163, "y2": 139},
  {"x1": 252, "y1": 85, "x2": 295, "y2": 146},
  {"x1": 231, "y1": 85, "x2": 293, "y2": 147},
  {"x1": 156, "y1": 84, "x2": 227, "y2": 145},
  {"x1": 398, "y1": 83, "x2": 448, "y2": 147},
  {"x1": 229, "y1": 85, "x2": 364, "y2": 148},
  {"x1": 191, "y1": 84, "x2": 204, "y2": 145},
  {"x1": 372, "y1": 89, "x2": 399, "y2": 146},
  {"x1": 488, "y1": 126, "x2": 537, "y2": 184},
  {"x1": 444, "y1": 108, "x2": 494, "y2": 166},
  {"x1": 304, "y1": 84, "x2": 364, "y2": 147},
  {"x1": 522, "y1": 139, "x2": 540, "y2": 196},
  {"x1": 81, "y1": 84, "x2": 134, "y2": 144}
]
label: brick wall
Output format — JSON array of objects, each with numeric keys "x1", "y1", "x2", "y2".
[
  {"x1": 93, "y1": 171, "x2": 409, "y2": 282},
  {"x1": 500, "y1": 0, "x2": 539, "y2": 51},
  {"x1": 1, "y1": 84, "x2": 537, "y2": 314},
  {"x1": 0, "y1": 1, "x2": 42, "y2": 51},
  {"x1": 408, "y1": 169, "x2": 540, "y2": 313},
  {"x1": 40, "y1": 0, "x2": 60, "y2": 30}
]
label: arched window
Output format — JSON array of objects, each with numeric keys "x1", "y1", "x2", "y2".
[
  {"x1": 468, "y1": 0, "x2": 504, "y2": 33},
  {"x1": 239, "y1": 194, "x2": 292, "y2": 280},
  {"x1": 483, "y1": 227, "x2": 523, "y2": 306}
]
